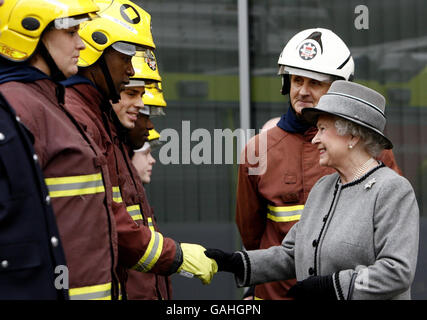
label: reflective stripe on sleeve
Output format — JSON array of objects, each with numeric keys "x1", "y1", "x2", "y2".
[
  {"x1": 45, "y1": 173, "x2": 105, "y2": 198},
  {"x1": 131, "y1": 229, "x2": 163, "y2": 273},
  {"x1": 69, "y1": 282, "x2": 112, "y2": 300},
  {"x1": 127, "y1": 204, "x2": 142, "y2": 221},
  {"x1": 266, "y1": 204, "x2": 304, "y2": 222},
  {"x1": 147, "y1": 217, "x2": 155, "y2": 231},
  {"x1": 112, "y1": 186, "x2": 123, "y2": 203}
]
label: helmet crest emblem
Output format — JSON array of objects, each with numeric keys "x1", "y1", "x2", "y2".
[{"x1": 299, "y1": 42, "x2": 317, "y2": 60}]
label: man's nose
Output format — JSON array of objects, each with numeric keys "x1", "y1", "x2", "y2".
[
  {"x1": 299, "y1": 81, "x2": 311, "y2": 96},
  {"x1": 134, "y1": 96, "x2": 144, "y2": 109},
  {"x1": 127, "y1": 61, "x2": 135, "y2": 77},
  {"x1": 147, "y1": 118, "x2": 154, "y2": 131},
  {"x1": 149, "y1": 153, "x2": 156, "y2": 165}
]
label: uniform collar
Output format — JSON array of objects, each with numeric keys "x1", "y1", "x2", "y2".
[{"x1": 277, "y1": 102, "x2": 313, "y2": 134}]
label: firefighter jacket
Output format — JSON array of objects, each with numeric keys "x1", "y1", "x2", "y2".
[
  {"x1": 63, "y1": 77, "x2": 183, "y2": 290},
  {"x1": 0, "y1": 91, "x2": 68, "y2": 300},
  {"x1": 0, "y1": 67, "x2": 120, "y2": 300},
  {"x1": 109, "y1": 122, "x2": 172, "y2": 300},
  {"x1": 236, "y1": 112, "x2": 402, "y2": 300}
]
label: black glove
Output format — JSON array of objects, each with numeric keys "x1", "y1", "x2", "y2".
[
  {"x1": 287, "y1": 275, "x2": 337, "y2": 300},
  {"x1": 204, "y1": 249, "x2": 244, "y2": 279}
]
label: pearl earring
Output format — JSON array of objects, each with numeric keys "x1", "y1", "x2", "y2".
[{"x1": 348, "y1": 145, "x2": 353, "y2": 149}]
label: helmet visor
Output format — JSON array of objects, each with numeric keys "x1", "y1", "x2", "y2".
[
  {"x1": 54, "y1": 14, "x2": 90, "y2": 30},
  {"x1": 278, "y1": 65, "x2": 335, "y2": 83},
  {"x1": 126, "y1": 79, "x2": 145, "y2": 87},
  {"x1": 138, "y1": 106, "x2": 150, "y2": 116},
  {"x1": 149, "y1": 106, "x2": 166, "y2": 117},
  {"x1": 111, "y1": 41, "x2": 137, "y2": 56}
]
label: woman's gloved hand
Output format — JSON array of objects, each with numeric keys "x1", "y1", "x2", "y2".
[
  {"x1": 287, "y1": 275, "x2": 337, "y2": 300},
  {"x1": 177, "y1": 243, "x2": 218, "y2": 285},
  {"x1": 204, "y1": 248, "x2": 244, "y2": 279}
]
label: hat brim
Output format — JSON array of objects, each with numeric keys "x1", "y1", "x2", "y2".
[{"x1": 302, "y1": 108, "x2": 393, "y2": 149}]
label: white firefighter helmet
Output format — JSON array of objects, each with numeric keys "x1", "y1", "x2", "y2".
[{"x1": 277, "y1": 28, "x2": 354, "y2": 95}]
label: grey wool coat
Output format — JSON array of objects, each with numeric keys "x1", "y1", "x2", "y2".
[{"x1": 237, "y1": 164, "x2": 419, "y2": 300}]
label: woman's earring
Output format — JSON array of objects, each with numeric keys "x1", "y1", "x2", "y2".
[{"x1": 348, "y1": 145, "x2": 353, "y2": 149}]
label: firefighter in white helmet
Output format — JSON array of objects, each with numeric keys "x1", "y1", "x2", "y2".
[{"x1": 232, "y1": 28, "x2": 401, "y2": 300}]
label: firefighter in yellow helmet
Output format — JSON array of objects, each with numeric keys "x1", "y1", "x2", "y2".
[
  {"x1": 62, "y1": 0, "x2": 217, "y2": 299},
  {"x1": 0, "y1": 0, "x2": 130, "y2": 300},
  {"x1": 132, "y1": 129, "x2": 159, "y2": 184},
  {"x1": 121, "y1": 53, "x2": 169, "y2": 299}
]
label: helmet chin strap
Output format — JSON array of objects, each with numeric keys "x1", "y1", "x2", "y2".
[
  {"x1": 38, "y1": 41, "x2": 66, "y2": 82},
  {"x1": 98, "y1": 54, "x2": 121, "y2": 104},
  {"x1": 281, "y1": 74, "x2": 291, "y2": 96}
]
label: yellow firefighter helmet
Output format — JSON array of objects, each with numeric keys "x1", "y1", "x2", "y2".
[
  {"x1": 78, "y1": 0, "x2": 155, "y2": 67},
  {"x1": 0, "y1": 0, "x2": 99, "y2": 62}
]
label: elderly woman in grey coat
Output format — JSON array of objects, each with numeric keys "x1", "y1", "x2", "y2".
[{"x1": 206, "y1": 80, "x2": 419, "y2": 300}]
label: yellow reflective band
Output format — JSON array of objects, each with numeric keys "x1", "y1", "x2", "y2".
[
  {"x1": 127, "y1": 204, "x2": 142, "y2": 221},
  {"x1": 45, "y1": 173, "x2": 105, "y2": 198},
  {"x1": 132, "y1": 229, "x2": 163, "y2": 272},
  {"x1": 266, "y1": 204, "x2": 304, "y2": 222},
  {"x1": 69, "y1": 282, "x2": 112, "y2": 300},
  {"x1": 112, "y1": 186, "x2": 123, "y2": 203},
  {"x1": 147, "y1": 217, "x2": 155, "y2": 231},
  {"x1": 254, "y1": 296, "x2": 264, "y2": 300}
]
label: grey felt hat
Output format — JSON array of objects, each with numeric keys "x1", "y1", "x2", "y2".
[{"x1": 302, "y1": 80, "x2": 393, "y2": 149}]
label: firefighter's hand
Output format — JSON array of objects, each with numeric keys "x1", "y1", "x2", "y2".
[
  {"x1": 204, "y1": 248, "x2": 244, "y2": 279},
  {"x1": 177, "y1": 243, "x2": 218, "y2": 285}
]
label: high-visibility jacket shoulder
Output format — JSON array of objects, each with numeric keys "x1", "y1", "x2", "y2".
[
  {"x1": 0, "y1": 92, "x2": 68, "y2": 300},
  {"x1": 0, "y1": 80, "x2": 120, "y2": 300},
  {"x1": 109, "y1": 124, "x2": 172, "y2": 300},
  {"x1": 64, "y1": 83, "x2": 182, "y2": 281},
  {"x1": 236, "y1": 125, "x2": 401, "y2": 300}
]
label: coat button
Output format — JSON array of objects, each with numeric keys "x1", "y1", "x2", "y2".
[
  {"x1": 51, "y1": 236, "x2": 59, "y2": 247},
  {"x1": 16, "y1": 116, "x2": 21, "y2": 122},
  {"x1": 308, "y1": 267, "x2": 314, "y2": 275},
  {"x1": 33, "y1": 154, "x2": 38, "y2": 162},
  {"x1": 45, "y1": 195, "x2": 51, "y2": 205},
  {"x1": 0, "y1": 132, "x2": 5, "y2": 141},
  {"x1": 312, "y1": 239, "x2": 318, "y2": 247},
  {"x1": 1, "y1": 260, "x2": 8, "y2": 269}
]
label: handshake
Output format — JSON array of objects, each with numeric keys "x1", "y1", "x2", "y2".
[
  {"x1": 177, "y1": 244, "x2": 243, "y2": 285},
  {"x1": 178, "y1": 245, "x2": 337, "y2": 300}
]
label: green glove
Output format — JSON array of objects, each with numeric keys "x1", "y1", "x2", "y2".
[{"x1": 177, "y1": 243, "x2": 218, "y2": 285}]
